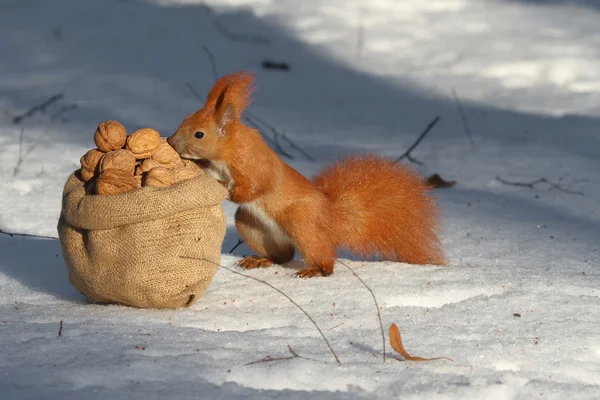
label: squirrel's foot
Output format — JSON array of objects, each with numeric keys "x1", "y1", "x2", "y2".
[
  {"x1": 237, "y1": 256, "x2": 273, "y2": 270},
  {"x1": 295, "y1": 267, "x2": 331, "y2": 278}
]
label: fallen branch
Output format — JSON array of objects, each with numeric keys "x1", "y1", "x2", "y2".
[
  {"x1": 200, "y1": 5, "x2": 268, "y2": 45},
  {"x1": 13, "y1": 93, "x2": 64, "y2": 124},
  {"x1": 495, "y1": 176, "x2": 584, "y2": 196},
  {"x1": 0, "y1": 229, "x2": 58, "y2": 240},
  {"x1": 181, "y1": 256, "x2": 340, "y2": 365},
  {"x1": 395, "y1": 116, "x2": 441, "y2": 165},
  {"x1": 337, "y1": 260, "x2": 385, "y2": 363},
  {"x1": 451, "y1": 88, "x2": 474, "y2": 145}
]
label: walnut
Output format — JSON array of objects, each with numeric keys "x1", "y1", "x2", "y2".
[
  {"x1": 79, "y1": 149, "x2": 104, "y2": 182},
  {"x1": 134, "y1": 174, "x2": 143, "y2": 188},
  {"x1": 126, "y1": 128, "x2": 161, "y2": 158},
  {"x1": 98, "y1": 149, "x2": 136, "y2": 175},
  {"x1": 81, "y1": 168, "x2": 96, "y2": 182},
  {"x1": 95, "y1": 169, "x2": 138, "y2": 195},
  {"x1": 172, "y1": 164, "x2": 200, "y2": 182},
  {"x1": 151, "y1": 141, "x2": 182, "y2": 168},
  {"x1": 80, "y1": 149, "x2": 104, "y2": 171},
  {"x1": 137, "y1": 159, "x2": 163, "y2": 174},
  {"x1": 143, "y1": 166, "x2": 175, "y2": 188},
  {"x1": 94, "y1": 120, "x2": 127, "y2": 152}
]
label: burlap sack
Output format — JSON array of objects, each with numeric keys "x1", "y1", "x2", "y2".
[{"x1": 57, "y1": 161, "x2": 229, "y2": 309}]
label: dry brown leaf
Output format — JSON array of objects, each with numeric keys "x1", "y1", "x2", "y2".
[
  {"x1": 425, "y1": 174, "x2": 456, "y2": 189},
  {"x1": 389, "y1": 323, "x2": 453, "y2": 362}
]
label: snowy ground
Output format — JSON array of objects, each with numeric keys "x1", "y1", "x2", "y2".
[{"x1": 1, "y1": 0, "x2": 599, "y2": 398}]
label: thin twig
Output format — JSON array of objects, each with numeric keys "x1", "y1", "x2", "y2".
[
  {"x1": 451, "y1": 88, "x2": 474, "y2": 145},
  {"x1": 58, "y1": 320, "x2": 63, "y2": 337},
  {"x1": 50, "y1": 104, "x2": 77, "y2": 122},
  {"x1": 495, "y1": 176, "x2": 584, "y2": 196},
  {"x1": 246, "y1": 112, "x2": 296, "y2": 160},
  {"x1": 14, "y1": 128, "x2": 25, "y2": 176},
  {"x1": 328, "y1": 322, "x2": 345, "y2": 331},
  {"x1": 245, "y1": 354, "x2": 295, "y2": 365},
  {"x1": 281, "y1": 133, "x2": 316, "y2": 162},
  {"x1": 202, "y1": 46, "x2": 219, "y2": 82},
  {"x1": 243, "y1": 115, "x2": 295, "y2": 160},
  {"x1": 336, "y1": 260, "x2": 385, "y2": 363},
  {"x1": 13, "y1": 127, "x2": 51, "y2": 177},
  {"x1": 0, "y1": 229, "x2": 58, "y2": 240},
  {"x1": 200, "y1": 5, "x2": 268, "y2": 45},
  {"x1": 244, "y1": 344, "x2": 316, "y2": 365},
  {"x1": 13, "y1": 93, "x2": 64, "y2": 124},
  {"x1": 185, "y1": 82, "x2": 204, "y2": 103},
  {"x1": 395, "y1": 116, "x2": 441, "y2": 165},
  {"x1": 229, "y1": 239, "x2": 244, "y2": 253},
  {"x1": 181, "y1": 256, "x2": 341, "y2": 365}
]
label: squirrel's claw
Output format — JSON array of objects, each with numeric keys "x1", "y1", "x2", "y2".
[
  {"x1": 237, "y1": 256, "x2": 273, "y2": 270},
  {"x1": 295, "y1": 267, "x2": 330, "y2": 278}
]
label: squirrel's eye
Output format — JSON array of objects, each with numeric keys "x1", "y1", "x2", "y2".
[{"x1": 194, "y1": 131, "x2": 205, "y2": 139}]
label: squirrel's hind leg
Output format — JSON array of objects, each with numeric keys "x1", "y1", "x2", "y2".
[{"x1": 234, "y1": 206, "x2": 295, "y2": 269}]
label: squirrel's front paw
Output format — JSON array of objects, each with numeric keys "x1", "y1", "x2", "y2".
[
  {"x1": 237, "y1": 256, "x2": 273, "y2": 270},
  {"x1": 295, "y1": 267, "x2": 331, "y2": 278}
]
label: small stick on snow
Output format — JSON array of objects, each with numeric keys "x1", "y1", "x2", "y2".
[
  {"x1": 13, "y1": 127, "x2": 51, "y2": 177},
  {"x1": 451, "y1": 88, "x2": 474, "y2": 145},
  {"x1": 495, "y1": 176, "x2": 584, "y2": 196},
  {"x1": 245, "y1": 345, "x2": 318, "y2": 365},
  {"x1": 395, "y1": 116, "x2": 441, "y2": 165},
  {"x1": 336, "y1": 260, "x2": 386, "y2": 363},
  {"x1": 0, "y1": 229, "x2": 58, "y2": 240},
  {"x1": 180, "y1": 256, "x2": 341, "y2": 365},
  {"x1": 58, "y1": 320, "x2": 63, "y2": 337},
  {"x1": 13, "y1": 93, "x2": 64, "y2": 124},
  {"x1": 200, "y1": 5, "x2": 269, "y2": 45},
  {"x1": 228, "y1": 239, "x2": 244, "y2": 253}
]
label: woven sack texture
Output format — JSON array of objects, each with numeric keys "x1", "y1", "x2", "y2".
[{"x1": 57, "y1": 162, "x2": 228, "y2": 309}]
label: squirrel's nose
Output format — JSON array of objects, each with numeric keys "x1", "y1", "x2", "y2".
[{"x1": 167, "y1": 135, "x2": 175, "y2": 147}]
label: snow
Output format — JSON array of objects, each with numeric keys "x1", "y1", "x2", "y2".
[{"x1": 1, "y1": 0, "x2": 599, "y2": 398}]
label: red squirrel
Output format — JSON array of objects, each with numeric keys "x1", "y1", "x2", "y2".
[{"x1": 168, "y1": 71, "x2": 445, "y2": 277}]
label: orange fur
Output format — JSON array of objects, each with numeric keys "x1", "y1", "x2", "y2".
[
  {"x1": 168, "y1": 71, "x2": 446, "y2": 277},
  {"x1": 313, "y1": 155, "x2": 445, "y2": 265}
]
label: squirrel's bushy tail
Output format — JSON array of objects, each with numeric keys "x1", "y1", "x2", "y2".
[{"x1": 312, "y1": 154, "x2": 445, "y2": 265}]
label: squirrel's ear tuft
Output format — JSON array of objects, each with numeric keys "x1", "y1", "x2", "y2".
[{"x1": 206, "y1": 71, "x2": 255, "y2": 120}]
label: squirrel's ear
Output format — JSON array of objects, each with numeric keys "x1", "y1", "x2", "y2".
[{"x1": 217, "y1": 103, "x2": 235, "y2": 136}]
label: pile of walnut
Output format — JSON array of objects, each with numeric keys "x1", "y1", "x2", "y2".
[{"x1": 80, "y1": 120, "x2": 199, "y2": 195}]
